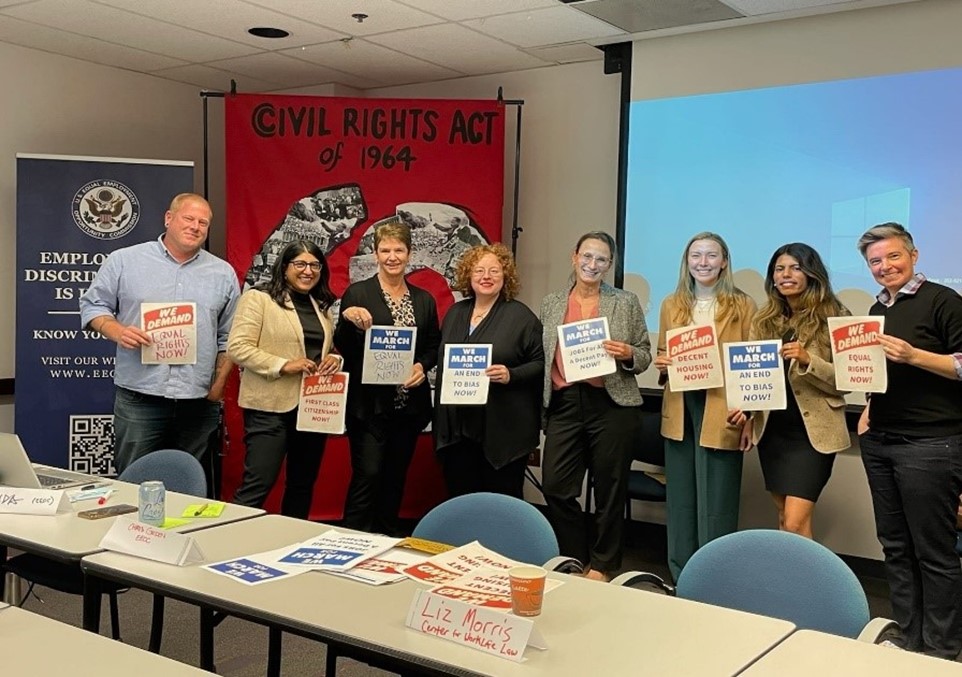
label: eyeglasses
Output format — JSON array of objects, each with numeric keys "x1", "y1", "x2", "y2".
[
  {"x1": 579, "y1": 253, "x2": 611, "y2": 267},
  {"x1": 471, "y1": 267, "x2": 504, "y2": 278},
  {"x1": 289, "y1": 261, "x2": 321, "y2": 272}
]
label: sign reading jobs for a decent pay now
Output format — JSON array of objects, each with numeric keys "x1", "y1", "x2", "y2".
[
  {"x1": 557, "y1": 318, "x2": 616, "y2": 382},
  {"x1": 724, "y1": 340, "x2": 787, "y2": 411},
  {"x1": 362, "y1": 325, "x2": 417, "y2": 385}
]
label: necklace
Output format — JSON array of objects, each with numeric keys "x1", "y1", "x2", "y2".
[{"x1": 472, "y1": 306, "x2": 493, "y2": 322}]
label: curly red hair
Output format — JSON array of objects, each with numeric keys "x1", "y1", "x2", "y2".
[{"x1": 452, "y1": 243, "x2": 520, "y2": 301}]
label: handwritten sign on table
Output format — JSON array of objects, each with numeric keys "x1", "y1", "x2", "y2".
[
  {"x1": 724, "y1": 340, "x2": 786, "y2": 411},
  {"x1": 665, "y1": 324, "x2": 723, "y2": 391},
  {"x1": 828, "y1": 316, "x2": 887, "y2": 392},
  {"x1": 296, "y1": 372, "x2": 349, "y2": 433},
  {"x1": 439, "y1": 344, "x2": 491, "y2": 405},
  {"x1": 557, "y1": 318, "x2": 616, "y2": 382},
  {"x1": 405, "y1": 589, "x2": 546, "y2": 662},
  {"x1": 362, "y1": 326, "x2": 417, "y2": 385},
  {"x1": 99, "y1": 516, "x2": 205, "y2": 566},
  {"x1": 277, "y1": 530, "x2": 400, "y2": 571},
  {"x1": 141, "y1": 302, "x2": 197, "y2": 365},
  {"x1": 0, "y1": 488, "x2": 69, "y2": 515}
]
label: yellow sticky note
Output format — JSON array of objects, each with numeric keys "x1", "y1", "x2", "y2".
[
  {"x1": 161, "y1": 517, "x2": 192, "y2": 529},
  {"x1": 181, "y1": 502, "x2": 226, "y2": 518}
]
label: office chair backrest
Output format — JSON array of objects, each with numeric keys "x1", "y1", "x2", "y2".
[
  {"x1": 633, "y1": 411, "x2": 665, "y2": 465},
  {"x1": 413, "y1": 492, "x2": 559, "y2": 565},
  {"x1": 118, "y1": 449, "x2": 208, "y2": 496},
  {"x1": 676, "y1": 529, "x2": 870, "y2": 638}
]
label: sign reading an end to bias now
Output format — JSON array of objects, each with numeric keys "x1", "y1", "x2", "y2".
[
  {"x1": 440, "y1": 344, "x2": 491, "y2": 405},
  {"x1": 362, "y1": 325, "x2": 416, "y2": 385},
  {"x1": 724, "y1": 340, "x2": 786, "y2": 411},
  {"x1": 828, "y1": 316, "x2": 887, "y2": 393},
  {"x1": 666, "y1": 324, "x2": 723, "y2": 392},
  {"x1": 558, "y1": 318, "x2": 616, "y2": 382}
]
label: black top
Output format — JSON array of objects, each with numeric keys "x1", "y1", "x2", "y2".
[
  {"x1": 333, "y1": 275, "x2": 440, "y2": 433},
  {"x1": 289, "y1": 291, "x2": 325, "y2": 362},
  {"x1": 869, "y1": 280, "x2": 962, "y2": 437},
  {"x1": 434, "y1": 298, "x2": 544, "y2": 469}
]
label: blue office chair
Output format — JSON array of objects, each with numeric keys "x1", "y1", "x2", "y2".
[
  {"x1": 4, "y1": 449, "x2": 206, "y2": 649},
  {"x1": 625, "y1": 412, "x2": 667, "y2": 531},
  {"x1": 613, "y1": 529, "x2": 896, "y2": 641},
  {"x1": 413, "y1": 492, "x2": 560, "y2": 565}
]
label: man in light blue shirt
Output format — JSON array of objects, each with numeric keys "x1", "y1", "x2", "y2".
[{"x1": 79, "y1": 193, "x2": 240, "y2": 473}]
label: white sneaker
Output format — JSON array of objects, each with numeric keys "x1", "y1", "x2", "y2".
[{"x1": 879, "y1": 640, "x2": 903, "y2": 650}]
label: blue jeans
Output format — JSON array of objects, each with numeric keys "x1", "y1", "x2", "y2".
[
  {"x1": 860, "y1": 429, "x2": 962, "y2": 659},
  {"x1": 113, "y1": 386, "x2": 220, "y2": 475}
]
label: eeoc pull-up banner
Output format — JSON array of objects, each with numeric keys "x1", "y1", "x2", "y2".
[
  {"x1": 15, "y1": 154, "x2": 193, "y2": 472},
  {"x1": 225, "y1": 94, "x2": 506, "y2": 518}
]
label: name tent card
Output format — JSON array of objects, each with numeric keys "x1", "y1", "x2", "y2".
[
  {"x1": 141, "y1": 302, "x2": 197, "y2": 365},
  {"x1": 439, "y1": 344, "x2": 492, "y2": 405},
  {"x1": 296, "y1": 372, "x2": 349, "y2": 433},
  {"x1": 0, "y1": 488, "x2": 69, "y2": 515},
  {"x1": 665, "y1": 324, "x2": 724, "y2": 391},
  {"x1": 724, "y1": 340, "x2": 787, "y2": 411},
  {"x1": 557, "y1": 318, "x2": 616, "y2": 382},
  {"x1": 828, "y1": 316, "x2": 887, "y2": 393},
  {"x1": 362, "y1": 325, "x2": 417, "y2": 385},
  {"x1": 405, "y1": 589, "x2": 547, "y2": 663},
  {"x1": 99, "y1": 516, "x2": 205, "y2": 566}
]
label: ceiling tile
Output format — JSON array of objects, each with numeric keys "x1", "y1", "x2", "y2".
[
  {"x1": 465, "y1": 6, "x2": 626, "y2": 48},
  {"x1": 574, "y1": 0, "x2": 741, "y2": 33},
  {"x1": 280, "y1": 39, "x2": 462, "y2": 87},
  {"x1": 208, "y1": 51, "x2": 378, "y2": 89},
  {"x1": 0, "y1": 14, "x2": 188, "y2": 71},
  {"x1": 724, "y1": 0, "x2": 857, "y2": 15},
  {"x1": 396, "y1": 0, "x2": 558, "y2": 21},
  {"x1": 524, "y1": 41, "x2": 605, "y2": 64},
  {"x1": 368, "y1": 24, "x2": 552, "y2": 76},
  {"x1": 3, "y1": 0, "x2": 259, "y2": 61},
  {"x1": 92, "y1": 0, "x2": 346, "y2": 48},
  {"x1": 148, "y1": 64, "x2": 279, "y2": 93},
  {"x1": 244, "y1": 0, "x2": 444, "y2": 36}
]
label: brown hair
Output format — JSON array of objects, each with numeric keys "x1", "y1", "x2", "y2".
[{"x1": 373, "y1": 220, "x2": 412, "y2": 251}]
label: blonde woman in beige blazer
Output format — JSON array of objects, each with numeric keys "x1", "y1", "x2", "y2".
[
  {"x1": 227, "y1": 241, "x2": 341, "y2": 518},
  {"x1": 728, "y1": 243, "x2": 850, "y2": 539}
]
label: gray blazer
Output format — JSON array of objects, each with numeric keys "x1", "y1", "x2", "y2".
[{"x1": 540, "y1": 281, "x2": 652, "y2": 409}]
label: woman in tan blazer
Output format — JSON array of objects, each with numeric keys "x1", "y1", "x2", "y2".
[
  {"x1": 654, "y1": 232, "x2": 755, "y2": 582},
  {"x1": 227, "y1": 240, "x2": 341, "y2": 518},
  {"x1": 729, "y1": 243, "x2": 850, "y2": 538}
]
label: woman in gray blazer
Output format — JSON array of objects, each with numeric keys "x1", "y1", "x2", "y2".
[
  {"x1": 227, "y1": 240, "x2": 341, "y2": 518},
  {"x1": 729, "y1": 243, "x2": 851, "y2": 538},
  {"x1": 541, "y1": 231, "x2": 651, "y2": 580}
]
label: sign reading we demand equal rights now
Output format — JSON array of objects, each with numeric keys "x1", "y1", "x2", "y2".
[{"x1": 828, "y1": 316, "x2": 887, "y2": 392}]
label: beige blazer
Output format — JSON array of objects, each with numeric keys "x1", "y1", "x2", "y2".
[
  {"x1": 658, "y1": 293, "x2": 756, "y2": 450},
  {"x1": 227, "y1": 289, "x2": 334, "y2": 413},
  {"x1": 751, "y1": 326, "x2": 851, "y2": 454}
]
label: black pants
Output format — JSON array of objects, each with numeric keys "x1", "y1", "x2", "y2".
[
  {"x1": 542, "y1": 384, "x2": 640, "y2": 573},
  {"x1": 233, "y1": 408, "x2": 327, "y2": 519},
  {"x1": 440, "y1": 439, "x2": 528, "y2": 499},
  {"x1": 342, "y1": 412, "x2": 421, "y2": 536},
  {"x1": 860, "y1": 429, "x2": 962, "y2": 659}
]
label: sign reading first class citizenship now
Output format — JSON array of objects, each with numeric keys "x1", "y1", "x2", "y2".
[
  {"x1": 440, "y1": 344, "x2": 491, "y2": 405},
  {"x1": 557, "y1": 318, "x2": 616, "y2": 382},
  {"x1": 666, "y1": 324, "x2": 723, "y2": 391},
  {"x1": 362, "y1": 325, "x2": 416, "y2": 385},
  {"x1": 724, "y1": 340, "x2": 786, "y2": 411},
  {"x1": 141, "y1": 302, "x2": 197, "y2": 365},
  {"x1": 828, "y1": 316, "x2": 887, "y2": 392},
  {"x1": 296, "y1": 372, "x2": 349, "y2": 434}
]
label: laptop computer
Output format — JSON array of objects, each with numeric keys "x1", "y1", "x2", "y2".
[{"x1": 0, "y1": 432, "x2": 110, "y2": 491}]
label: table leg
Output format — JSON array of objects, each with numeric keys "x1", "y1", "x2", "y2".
[
  {"x1": 0, "y1": 545, "x2": 7, "y2": 603},
  {"x1": 200, "y1": 607, "x2": 215, "y2": 672},
  {"x1": 82, "y1": 574, "x2": 103, "y2": 633},
  {"x1": 267, "y1": 626, "x2": 282, "y2": 677}
]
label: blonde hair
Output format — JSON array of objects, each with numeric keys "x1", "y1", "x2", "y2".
[
  {"x1": 666, "y1": 231, "x2": 748, "y2": 325},
  {"x1": 169, "y1": 193, "x2": 211, "y2": 218},
  {"x1": 451, "y1": 243, "x2": 520, "y2": 300}
]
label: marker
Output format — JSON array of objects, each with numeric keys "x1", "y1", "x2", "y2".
[
  {"x1": 97, "y1": 494, "x2": 110, "y2": 505},
  {"x1": 193, "y1": 503, "x2": 209, "y2": 517}
]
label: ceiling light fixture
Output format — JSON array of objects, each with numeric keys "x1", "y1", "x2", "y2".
[
  {"x1": 351, "y1": 13, "x2": 368, "y2": 23},
  {"x1": 248, "y1": 27, "x2": 290, "y2": 39}
]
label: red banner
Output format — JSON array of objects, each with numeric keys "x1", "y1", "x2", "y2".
[{"x1": 225, "y1": 94, "x2": 505, "y2": 519}]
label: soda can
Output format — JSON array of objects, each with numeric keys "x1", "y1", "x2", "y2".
[{"x1": 138, "y1": 480, "x2": 166, "y2": 526}]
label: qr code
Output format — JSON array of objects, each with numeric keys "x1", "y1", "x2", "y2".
[{"x1": 69, "y1": 415, "x2": 116, "y2": 476}]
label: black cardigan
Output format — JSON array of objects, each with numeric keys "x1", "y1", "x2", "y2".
[
  {"x1": 334, "y1": 275, "x2": 440, "y2": 432},
  {"x1": 433, "y1": 297, "x2": 544, "y2": 468}
]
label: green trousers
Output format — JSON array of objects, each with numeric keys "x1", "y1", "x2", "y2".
[{"x1": 665, "y1": 390, "x2": 743, "y2": 582}]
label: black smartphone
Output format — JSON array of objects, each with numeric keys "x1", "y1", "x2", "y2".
[
  {"x1": 781, "y1": 329, "x2": 798, "y2": 344},
  {"x1": 77, "y1": 504, "x2": 138, "y2": 520}
]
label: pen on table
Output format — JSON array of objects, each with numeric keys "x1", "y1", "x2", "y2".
[
  {"x1": 193, "y1": 503, "x2": 209, "y2": 517},
  {"x1": 97, "y1": 492, "x2": 111, "y2": 506}
]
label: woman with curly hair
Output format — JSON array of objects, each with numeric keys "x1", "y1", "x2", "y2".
[
  {"x1": 434, "y1": 243, "x2": 544, "y2": 498},
  {"x1": 728, "y1": 242, "x2": 851, "y2": 538}
]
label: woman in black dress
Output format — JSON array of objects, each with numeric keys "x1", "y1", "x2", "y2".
[{"x1": 729, "y1": 243, "x2": 851, "y2": 537}]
